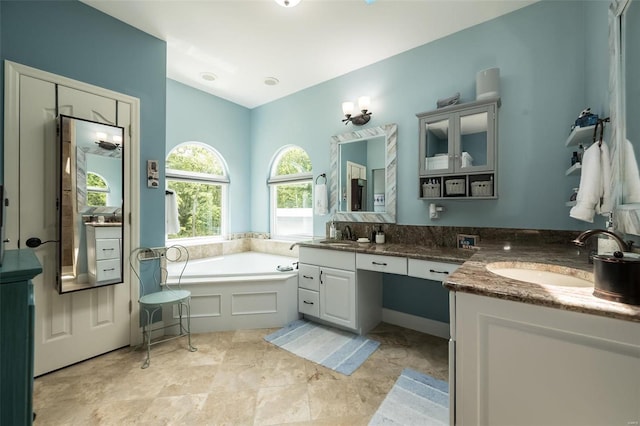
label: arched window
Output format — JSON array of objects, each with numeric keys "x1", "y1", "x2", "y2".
[
  {"x1": 166, "y1": 142, "x2": 229, "y2": 240},
  {"x1": 86, "y1": 172, "x2": 109, "y2": 207},
  {"x1": 268, "y1": 146, "x2": 313, "y2": 238}
]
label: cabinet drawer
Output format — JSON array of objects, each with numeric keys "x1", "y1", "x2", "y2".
[
  {"x1": 356, "y1": 253, "x2": 407, "y2": 275},
  {"x1": 95, "y1": 238, "x2": 120, "y2": 260},
  {"x1": 298, "y1": 288, "x2": 320, "y2": 317},
  {"x1": 94, "y1": 226, "x2": 122, "y2": 239},
  {"x1": 299, "y1": 247, "x2": 355, "y2": 271},
  {"x1": 407, "y1": 258, "x2": 459, "y2": 281},
  {"x1": 298, "y1": 264, "x2": 320, "y2": 291},
  {"x1": 95, "y1": 258, "x2": 121, "y2": 282}
]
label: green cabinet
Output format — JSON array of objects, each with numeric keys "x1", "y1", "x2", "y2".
[{"x1": 0, "y1": 249, "x2": 43, "y2": 425}]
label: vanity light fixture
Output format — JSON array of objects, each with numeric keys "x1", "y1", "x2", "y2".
[
  {"x1": 342, "y1": 96, "x2": 372, "y2": 126},
  {"x1": 274, "y1": 0, "x2": 301, "y2": 7},
  {"x1": 95, "y1": 132, "x2": 121, "y2": 151}
]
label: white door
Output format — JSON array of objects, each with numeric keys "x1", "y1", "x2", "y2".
[{"x1": 17, "y1": 77, "x2": 130, "y2": 375}]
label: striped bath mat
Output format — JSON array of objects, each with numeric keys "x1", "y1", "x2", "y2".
[
  {"x1": 369, "y1": 368, "x2": 449, "y2": 425},
  {"x1": 264, "y1": 319, "x2": 380, "y2": 375}
]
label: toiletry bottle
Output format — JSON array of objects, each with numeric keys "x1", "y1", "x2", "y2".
[
  {"x1": 578, "y1": 144, "x2": 584, "y2": 163},
  {"x1": 329, "y1": 219, "x2": 336, "y2": 239},
  {"x1": 571, "y1": 151, "x2": 578, "y2": 166},
  {"x1": 375, "y1": 226, "x2": 385, "y2": 244}
]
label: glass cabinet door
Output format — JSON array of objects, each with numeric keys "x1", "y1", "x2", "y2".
[
  {"x1": 457, "y1": 107, "x2": 492, "y2": 172},
  {"x1": 421, "y1": 114, "x2": 453, "y2": 175}
]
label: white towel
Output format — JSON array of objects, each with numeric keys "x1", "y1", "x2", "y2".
[
  {"x1": 597, "y1": 142, "x2": 612, "y2": 215},
  {"x1": 165, "y1": 191, "x2": 180, "y2": 234},
  {"x1": 570, "y1": 142, "x2": 612, "y2": 222},
  {"x1": 623, "y1": 139, "x2": 640, "y2": 203},
  {"x1": 314, "y1": 183, "x2": 328, "y2": 216}
]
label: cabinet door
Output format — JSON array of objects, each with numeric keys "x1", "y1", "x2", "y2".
[
  {"x1": 456, "y1": 104, "x2": 496, "y2": 173},
  {"x1": 320, "y1": 267, "x2": 356, "y2": 330},
  {"x1": 419, "y1": 112, "x2": 453, "y2": 175},
  {"x1": 455, "y1": 292, "x2": 640, "y2": 425}
]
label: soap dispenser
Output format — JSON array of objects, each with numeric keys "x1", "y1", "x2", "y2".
[
  {"x1": 329, "y1": 218, "x2": 336, "y2": 239},
  {"x1": 375, "y1": 226, "x2": 385, "y2": 244}
]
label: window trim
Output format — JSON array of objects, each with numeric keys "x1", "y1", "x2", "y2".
[
  {"x1": 165, "y1": 142, "x2": 230, "y2": 242},
  {"x1": 268, "y1": 146, "x2": 313, "y2": 240}
]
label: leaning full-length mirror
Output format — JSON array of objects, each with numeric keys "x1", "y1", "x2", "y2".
[
  {"x1": 58, "y1": 115, "x2": 124, "y2": 293},
  {"x1": 329, "y1": 123, "x2": 397, "y2": 223}
]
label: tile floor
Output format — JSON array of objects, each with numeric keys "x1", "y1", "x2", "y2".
[{"x1": 33, "y1": 322, "x2": 448, "y2": 425}]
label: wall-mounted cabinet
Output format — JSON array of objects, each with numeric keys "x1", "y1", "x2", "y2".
[{"x1": 417, "y1": 98, "x2": 499, "y2": 199}]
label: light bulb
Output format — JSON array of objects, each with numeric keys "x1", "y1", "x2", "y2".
[
  {"x1": 342, "y1": 101, "x2": 354, "y2": 116},
  {"x1": 358, "y1": 96, "x2": 370, "y2": 112}
]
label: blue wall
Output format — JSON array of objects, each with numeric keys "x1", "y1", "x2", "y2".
[
  {"x1": 166, "y1": 79, "x2": 252, "y2": 234},
  {"x1": 0, "y1": 0, "x2": 167, "y2": 247},
  {"x1": 251, "y1": 1, "x2": 611, "y2": 237}
]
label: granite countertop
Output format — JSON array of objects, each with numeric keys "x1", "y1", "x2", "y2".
[
  {"x1": 298, "y1": 239, "x2": 640, "y2": 323},
  {"x1": 297, "y1": 239, "x2": 475, "y2": 264},
  {"x1": 85, "y1": 222, "x2": 122, "y2": 227}
]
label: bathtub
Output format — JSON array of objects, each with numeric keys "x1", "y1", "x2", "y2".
[{"x1": 163, "y1": 252, "x2": 300, "y2": 333}]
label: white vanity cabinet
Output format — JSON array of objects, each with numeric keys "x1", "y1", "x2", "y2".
[
  {"x1": 452, "y1": 291, "x2": 640, "y2": 425},
  {"x1": 86, "y1": 224, "x2": 122, "y2": 285},
  {"x1": 298, "y1": 247, "x2": 381, "y2": 334}
]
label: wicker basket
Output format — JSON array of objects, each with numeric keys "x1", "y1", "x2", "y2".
[
  {"x1": 445, "y1": 179, "x2": 466, "y2": 195},
  {"x1": 471, "y1": 180, "x2": 493, "y2": 197},
  {"x1": 422, "y1": 183, "x2": 441, "y2": 198}
]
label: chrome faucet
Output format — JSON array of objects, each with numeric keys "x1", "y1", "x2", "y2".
[
  {"x1": 343, "y1": 225, "x2": 353, "y2": 241},
  {"x1": 572, "y1": 229, "x2": 631, "y2": 252}
]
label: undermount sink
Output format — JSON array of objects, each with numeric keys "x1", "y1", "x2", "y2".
[{"x1": 486, "y1": 262, "x2": 593, "y2": 287}]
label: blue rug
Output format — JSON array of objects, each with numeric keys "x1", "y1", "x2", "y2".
[
  {"x1": 369, "y1": 368, "x2": 449, "y2": 425},
  {"x1": 264, "y1": 319, "x2": 380, "y2": 376}
]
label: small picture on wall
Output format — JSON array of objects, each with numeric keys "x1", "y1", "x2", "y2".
[{"x1": 457, "y1": 234, "x2": 479, "y2": 249}]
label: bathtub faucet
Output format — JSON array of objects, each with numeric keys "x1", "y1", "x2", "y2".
[{"x1": 289, "y1": 242, "x2": 298, "y2": 250}]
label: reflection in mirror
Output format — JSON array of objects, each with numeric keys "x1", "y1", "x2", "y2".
[
  {"x1": 330, "y1": 123, "x2": 397, "y2": 223},
  {"x1": 613, "y1": 0, "x2": 640, "y2": 235},
  {"x1": 623, "y1": 0, "x2": 640, "y2": 205},
  {"x1": 59, "y1": 115, "x2": 124, "y2": 293}
]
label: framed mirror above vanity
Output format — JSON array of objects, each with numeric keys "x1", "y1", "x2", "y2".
[
  {"x1": 58, "y1": 115, "x2": 124, "y2": 293},
  {"x1": 329, "y1": 123, "x2": 397, "y2": 223},
  {"x1": 612, "y1": 0, "x2": 640, "y2": 235}
]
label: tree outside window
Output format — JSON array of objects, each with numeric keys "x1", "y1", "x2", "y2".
[
  {"x1": 269, "y1": 146, "x2": 313, "y2": 238},
  {"x1": 86, "y1": 172, "x2": 108, "y2": 207},
  {"x1": 166, "y1": 143, "x2": 229, "y2": 240}
]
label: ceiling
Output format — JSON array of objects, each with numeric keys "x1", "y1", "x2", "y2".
[{"x1": 82, "y1": 0, "x2": 535, "y2": 109}]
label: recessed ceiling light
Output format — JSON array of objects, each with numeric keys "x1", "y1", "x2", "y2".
[
  {"x1": 264, "y1": 77, "x2": 280, "y2": 86},
  {"x1": 200, "y1": 72, "x2": 217, "y2": 82},
  {"x1": 274, "y1": 0, "x2": 301, "y2": 7}
]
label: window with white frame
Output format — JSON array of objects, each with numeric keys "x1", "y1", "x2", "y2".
[
  {"x1": 86, "y1": 172, "x2": 109, "y2": 207},
  {"x1": 268, "y1": 146, "x2": 313, "y2": 239},
  {"x1": 166, "y1": 143, "x2": 229, "y2": 240}
]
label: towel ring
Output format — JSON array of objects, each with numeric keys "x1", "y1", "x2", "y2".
[{"x1": 315, "y1": 173, "x2": 327, "y2": 184}]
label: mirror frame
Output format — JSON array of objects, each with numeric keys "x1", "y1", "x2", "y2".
[
  {"x1": 329, "y1": 123, "x2": 397, "y2": 223},
  {"x1": 612, "y1": 0, "x2": 640, "y2": 235},
  {"x1": 58, "y1": 115, "x2": 125, "y2": 293}
]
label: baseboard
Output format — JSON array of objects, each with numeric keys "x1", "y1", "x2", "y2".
[{"x1": 382, "y1": 308, "x2": 449, "y2": 339}]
